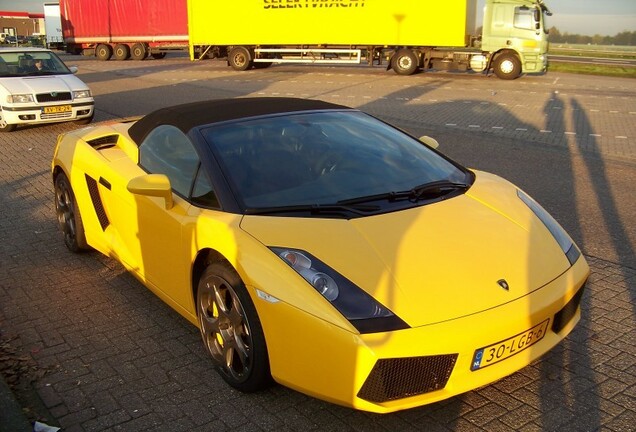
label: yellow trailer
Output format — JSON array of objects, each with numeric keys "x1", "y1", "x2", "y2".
[{"x1": 188, "y1": 0, "x2": 551, "y2": 79}]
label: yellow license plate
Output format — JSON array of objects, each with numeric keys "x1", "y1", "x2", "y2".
[
  {"x1": 42, "y1": 105, "x2": 72, "y2": 114},
  {"x1": 471, "y1": 319, "x2": 549, "y2": 371}
]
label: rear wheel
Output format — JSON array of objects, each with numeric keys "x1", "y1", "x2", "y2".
[
  {"x1": 54, "y1": 173, "x2": 89, "y2": 252},
  {"x1": 130, "y1": 43, "x2": 147, "y2": 60},
  {"x1": 493, "y1": 53, "x2": 521, "y2": 80},
  {"x1": 113, "y1": 44, "x2": 130, "y2": 61},
  {"x1": 392, "y1": 48, "x2": 419, "y2": 75},
  {"x1": 228, "y1": 46, "x2": 253, "y2": 71},
  {"x1": 197, "y1": 261, "x2": 271, "y2": 392},
  {"x1": 95, "y1": 44, "x2": 112, "y2": 61}
]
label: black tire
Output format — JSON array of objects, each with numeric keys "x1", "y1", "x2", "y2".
[
  {"x1": 493, "y1": 53, "x2": 522, "y2": 80},
  {"x1": 54, "y1": 173, "x2": 89, "y2": 253},
  {"x1": 95, "y1": 44, "x2": 112, "y2": 61},
  {"x1": 75, "y1": 114, "x2": 94, "y2": 125},
  {"x1": 130, "y1": 43, "x2": 147, "y2": 60},
  {"x1": 392, "y1": 48, "x2": 419, "y2": 75},
  {"x1": 151, "y1": 52, "x2": 166, "y2": 59},
  {"x1": 228, "y1": 46, "x2": 253, "y2": 71},
  {"x1": 197, "y1": 261, "x2": 271, "y2": 392},
  {"x1": 252, "y1": 62, "x2": 272, "y2": 69},
  {"x1": 113, "y1": 44, "x2": 130, "y2": 61}
]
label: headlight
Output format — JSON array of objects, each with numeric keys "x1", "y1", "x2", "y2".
[
  {"x1": 271, "y1": 247, "x2": 409, "y2": 334},
  {"x1": 517, "y1": 189, "x2": 580, "y2": 265},
  {"x1": 73, "y1": 90, "x2": 92, "y2": 99},
  {"x1": 7, "y1": 94, "x2": 34, "y2": 103}
]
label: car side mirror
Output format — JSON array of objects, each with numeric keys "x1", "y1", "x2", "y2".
[
  {"x1": 127, "y1": 174, "x2": 174, "y2": 209},
  {"x1": 419, "y1": 135, "x2": 440, "y2": 149},
  {"x1": 69, "y1": 66, "x2": 78, "y2": 74}
]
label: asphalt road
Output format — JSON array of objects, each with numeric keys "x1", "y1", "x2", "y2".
[{"x1": 1, "y1": 54, "x2": 634, "y2": 432}]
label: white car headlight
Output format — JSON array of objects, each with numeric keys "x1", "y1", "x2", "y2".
[
  {"x1": 517, "y1": 189, "x2": 581, "y2": 265},
  {"x1": 73, "y1": 90, "x2": 92, "y2": 99},
  {"x1": 7, "y1": 94, "x2": 34, "y2": 103}
]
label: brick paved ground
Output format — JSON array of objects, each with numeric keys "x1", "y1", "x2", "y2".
[{"x1": 1, "y1": 60, "x2": 635, "y2": 431}]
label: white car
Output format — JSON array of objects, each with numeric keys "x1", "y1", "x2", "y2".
[{"x1": 0, "y1": 48, "x2": 94, "y2": 132}]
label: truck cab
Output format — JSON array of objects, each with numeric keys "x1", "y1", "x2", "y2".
[{"x1": 482, "y1": 0, "x2": 551, "y2": 79}]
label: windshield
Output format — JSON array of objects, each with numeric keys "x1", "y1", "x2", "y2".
[
  {"x1": 202, "y1": 110, "x2": 470, "y2": 211},
  {"x1": 0, "y1": 50, "x2": 71, "y2": 77}
]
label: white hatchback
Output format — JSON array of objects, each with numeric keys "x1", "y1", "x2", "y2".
[{"x1": 0, "y1": 48, "x2": 94, "y2": 132}]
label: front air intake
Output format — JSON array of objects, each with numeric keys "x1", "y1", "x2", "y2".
[
  {"x1": 552, "y1": 284, "x2": 586, "y2": 334},
  {"x1": 357, "y1": 354, "x2": 458, "y2": 403}
]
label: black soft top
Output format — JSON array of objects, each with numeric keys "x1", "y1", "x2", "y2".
[{"x1": 127, "y1": 97, "x2": 349, "y2": 145}]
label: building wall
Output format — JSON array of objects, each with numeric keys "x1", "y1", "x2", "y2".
[{"x1": 1, "y1": 16, "x2": 42, "y2": 38}]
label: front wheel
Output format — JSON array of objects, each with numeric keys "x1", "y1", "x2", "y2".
[
  {"x1": 493, "y1": 53, "x2": 522, "y2": 80},
  {"x1": 54, "y1": 173, "x2": 89, "y2": 252},
  {"x1": 0, "y1": 112, "x2": 17, "y2": 132},
  {"x1": 197, "y1": 261, "x2": 271, "y2": 392},
  {"x1": 392, "y1": 48, "x2": 419, "y2": 75}
]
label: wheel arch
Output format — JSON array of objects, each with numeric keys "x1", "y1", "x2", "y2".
[{"x1": 191, "y1": 248, "x2": 230, "y2": 310}]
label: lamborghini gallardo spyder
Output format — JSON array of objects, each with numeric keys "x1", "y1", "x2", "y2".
[{"x1": 51, "y1": 98, "x2": 589, "y2": 413}]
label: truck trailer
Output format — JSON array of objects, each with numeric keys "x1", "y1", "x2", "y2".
[
  {"x1": 188, "y1": 0, "x2": 552, "y2": 79},
  {"x1": 60, "y1": 0, "x2": 188, "y2": 60},
  {"x1": 44, "y1": 3, "x2": 64, "y2": 49}
]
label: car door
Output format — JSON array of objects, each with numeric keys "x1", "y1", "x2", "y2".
[{"x1": 126, "y1": 125, "x2": 202, "y2": 310}]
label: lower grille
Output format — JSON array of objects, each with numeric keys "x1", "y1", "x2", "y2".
[
  {"x1": 552, "y1": 283, "x2": 586, "y2": 334},
  {"x1": 41, "y1": 112, "x2": 73, "y2": 120},
  {"x1": 358, "y1": 354, "x2": 458, "y2": 403}
]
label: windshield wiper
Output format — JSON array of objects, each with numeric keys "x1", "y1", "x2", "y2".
[
  {"x1": 409, "y1": 180, "x2": 470, "y2": 200},
  {"x1": 245, "y1": 203, "x2": 380, "y2": 217},
  {"x1": 337, "y1": 180, "x2": 470, "y2": 206}
]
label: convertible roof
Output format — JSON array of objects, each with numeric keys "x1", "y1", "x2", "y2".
[{"x1": 127, "y1": 97, "x2": 349, "y2": 145}]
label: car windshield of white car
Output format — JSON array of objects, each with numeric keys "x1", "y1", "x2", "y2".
[
  {"x1": 0, "y1": 51, "x2": 71, "y2": 77},
  {"x1": 201, "y1": 111, "x2": 471, "y2": 215}
]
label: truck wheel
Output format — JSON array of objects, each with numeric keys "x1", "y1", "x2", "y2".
[
  {"x1": 151, "y1": 52, "x2": 166, "y2": 59},
  {"x1": 392, "y1": 48, "x2": 419, "y2": 75},
  {"x1": 113, "y1": 44, "x2": 130, "y2": 61},
  {"x1": 493, "y1": 54, "x2": 521, "y2": 80},
  {"x1": 131, "y1": 43, "x2": 147, "y2": 60},
  {"x1": 228, "y1": 47, "x2": 253, "y2": 71},
  {"x1": 95, "y1": 44, "x2": 112, "y2": 61}
]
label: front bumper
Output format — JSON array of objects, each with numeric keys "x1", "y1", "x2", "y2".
[
  {"x1": 254, "y1": 254, "x2": 589, "y2": 413},
  {"x1": 522, "y1": 53, "x2": 548, "y2": 74},
  {"x1": 0, "y1": 100, "x2": 94, "y2": 127}
]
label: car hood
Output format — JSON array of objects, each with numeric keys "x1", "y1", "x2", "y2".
[
  {"x1": 239, "y1": 171, "x2": 571, "y2": 328},
  {"x1": 0, "y1": 74, "x2": 89, "y2": 95}
]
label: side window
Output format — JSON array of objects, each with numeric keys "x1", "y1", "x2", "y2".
[
  {"x1": 191, "y1": 166, "x2": 220, "y2": 208},
  {"x1": 514, "y1": 7, "x2": 534, "y2": 30},
  {"x1": 139, "y1": 125, "x2": 200, "y2": 198}
]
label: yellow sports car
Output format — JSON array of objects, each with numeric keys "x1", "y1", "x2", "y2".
[{"x1": 52, "y1": 98, "x2": 589, "y2": 413}]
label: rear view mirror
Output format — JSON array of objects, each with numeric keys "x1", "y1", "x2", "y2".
[
  {"x1": 419, "y1": 136, "x2": 440, "y2": 149},
  {"x1": 127, "y1": 174, "x2": 173, "y2": 209}
]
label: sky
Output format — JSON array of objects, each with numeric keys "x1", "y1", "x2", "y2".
[{"x1": 1, "y1": 0, "x2": 635, "y2": 36}]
